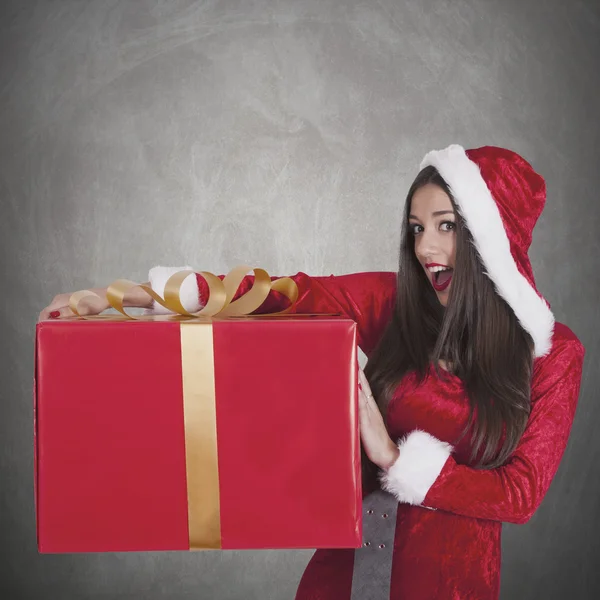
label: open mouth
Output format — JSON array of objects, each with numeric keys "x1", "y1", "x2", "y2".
[{"x1": 429, "y1": 266, "x2": 454, "y2": 292}]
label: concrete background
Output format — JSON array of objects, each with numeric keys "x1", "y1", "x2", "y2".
[{"x1": 1, "y1": 1, "x2": 598, "y2": 598}]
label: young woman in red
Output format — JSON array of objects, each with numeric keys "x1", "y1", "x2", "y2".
[{"x1": 41, "y1": 144, "x2": 585, "y2": 599}]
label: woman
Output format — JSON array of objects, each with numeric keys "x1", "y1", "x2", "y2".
[{"x1": 40, "y1": 144, "x2": 585, "y2": 599}]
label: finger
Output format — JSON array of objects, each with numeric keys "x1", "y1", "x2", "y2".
[
  {"x1": 39, "y1": 294, "x2": 67, "y2": 322},
  {"x1": 358, "y1": 368, "x2": 369, "y2": 390},
  {"x1": 56, "y1": 305, "x2": 76, "y2": 318},
  {"x1": 358, "y1": 369, "x2": 373, "y2": 398},
  {"x1": 358, "y1": 375, "x2": 369, "y2": 397},
  {"x1": 40, "y1": 305, "x2": 74, "y2": 321},
  {"x1": 359, "y1": 391, "x2": 375, "y2": 416},
  {"x1": 358, "y1": 388, "x2": 371, "y2": 411},
  {"x1": 358, "y1": 390, "x2": 376, "y2": 419},
  {"x1": 38, "y1": 307, "x2": 60, "y2": 322},
  {"x1": 358, "y1": 368, "x2": 366, "y2": 390}
]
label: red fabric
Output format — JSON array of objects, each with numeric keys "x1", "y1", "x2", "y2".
[
  {"x1": 420, "y1": 323, "x2": 584, "y2": 524},
  {"x1": 35, "y1": 317, "x2": 361, "y2": 552},
  {"x1": 200, "y1": 272, "x2": 585, "y2": 599},
  {"x1": 195, "y1": 271, "x2": 397, "y2": 358},
  {"x1": 385, "y1": 324, "x2": 583, "y2": 599},
  {"x1": 465, "y1": 147, "x2": 546, "y2": 295}
]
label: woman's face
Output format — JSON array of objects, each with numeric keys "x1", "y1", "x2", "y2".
[{"x1": 408, "y1": 183, "x2": 457, "y2": 306}]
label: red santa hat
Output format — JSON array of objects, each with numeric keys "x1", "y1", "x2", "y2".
[{"x1": 420, "y1": 144, "x2": 555, "y2": 358}]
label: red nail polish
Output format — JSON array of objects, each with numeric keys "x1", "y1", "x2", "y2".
[
  {"x1": 50, "y1": 310, "x2": 60, "y2": 318},
  {"x1": 358, "y1": 382, "x2": 362, "y2": 390}
]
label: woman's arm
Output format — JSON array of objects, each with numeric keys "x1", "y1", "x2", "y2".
[
  {"x1": 379, "y1": 323, "x2": 585, "y2": 524},
  {"x1": 39, "y1": 282, "x2": 154, "y2": 321},
  {"x1": 147, "y1": 266, "x2": 397, "y2": 359}
]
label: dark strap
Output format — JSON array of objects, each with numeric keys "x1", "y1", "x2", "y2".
[{"x1": 350, "y1": 490, "x2": 398, "y2": 600}]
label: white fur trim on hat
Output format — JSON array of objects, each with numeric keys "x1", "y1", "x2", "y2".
[
  {"x1": 145, "y1": 265, "x2": 201, "y2": 315},
  {"x1": 379, "y1": 429, "x2": 452, "y2": 506},
  {"x1": 420, "y1": 144, "x2": 555, "y2": 357}
]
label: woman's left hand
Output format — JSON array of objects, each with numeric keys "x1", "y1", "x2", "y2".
[{"x1": 358, "y1": 368, "x2": 400, "y2": 470}]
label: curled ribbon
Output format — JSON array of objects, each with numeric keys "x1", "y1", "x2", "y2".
[{"x1": 68, "y1": 265, "x2": 300, "y2": 320}]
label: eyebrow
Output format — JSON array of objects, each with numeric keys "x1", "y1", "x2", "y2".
[{"x1": 408, "y1": 210, "x2": 455, "y2": 220}]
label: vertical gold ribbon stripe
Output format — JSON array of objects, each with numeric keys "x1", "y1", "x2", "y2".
[{"x1": 180, "y1": 322, "x2": 221, "y2": 550}]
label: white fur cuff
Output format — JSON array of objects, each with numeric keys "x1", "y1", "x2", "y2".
[
  {"x1": 380, "y1": 429, "x2": 453, "y2": 506},
  {"x1": 146, "y1": 265, "x2": 201, "y2": 315}
]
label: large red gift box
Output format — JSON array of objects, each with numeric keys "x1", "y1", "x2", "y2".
[{"x1": 34, "y1": 316, "x2": 361, "y2": 553}]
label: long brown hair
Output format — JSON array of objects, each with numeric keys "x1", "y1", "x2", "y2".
[{"x1": 363, "y1": 166, "x2": 534, "y2": 480}]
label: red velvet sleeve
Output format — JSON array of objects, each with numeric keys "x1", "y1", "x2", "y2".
[
  {"x1": 421, "y1": 332, "x2": 584, "y2": 523},
  {"x1": 196, "y1": 271, "x2": 396, "y2": 359},
  {"x1": 380, "y1": 324, "x2": 585, "y2": 523}
]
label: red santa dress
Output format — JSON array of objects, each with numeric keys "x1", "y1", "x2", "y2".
[{"x1": 147, "y1": 145, "x2": 585, "y2": 600}]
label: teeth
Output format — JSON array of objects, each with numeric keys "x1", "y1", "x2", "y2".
[{"x1": 428, "y1": 266, "x2": 451, "y2": 273}]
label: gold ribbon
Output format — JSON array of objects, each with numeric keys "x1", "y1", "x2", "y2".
[
  {"x1": 66, "y1": 267, "x2": 301, "y2": 549},
  {"x1": 180, "y1": 322, "x2": 221, "y2": 549},
  {"x1": 67, "y1": 265, "x2": 299, "y2": 321}
]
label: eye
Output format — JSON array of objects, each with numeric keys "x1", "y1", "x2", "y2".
[
  {"x1": 440, "y1": 221, "x2": 456, "y2": 232},
  {"x1": 409, "y1": 223, "x2": 423, "y2": 235}
]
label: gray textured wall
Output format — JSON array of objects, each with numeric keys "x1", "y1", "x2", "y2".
[{"x1": 2, "y1": 1, "x2": 599, "y2": 599}]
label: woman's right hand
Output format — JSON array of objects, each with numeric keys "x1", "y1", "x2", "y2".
[{"x1": 38, "y1": 288, "x2": 110, "y2": 322}]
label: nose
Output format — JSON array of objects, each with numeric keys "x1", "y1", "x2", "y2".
[{"x1": 415, "y1": 229, "x2": 441, "y2": 262}]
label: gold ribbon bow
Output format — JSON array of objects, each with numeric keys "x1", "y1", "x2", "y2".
[{"x1": 68, "y1": 265, "x2": 299, "y2": 320}]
